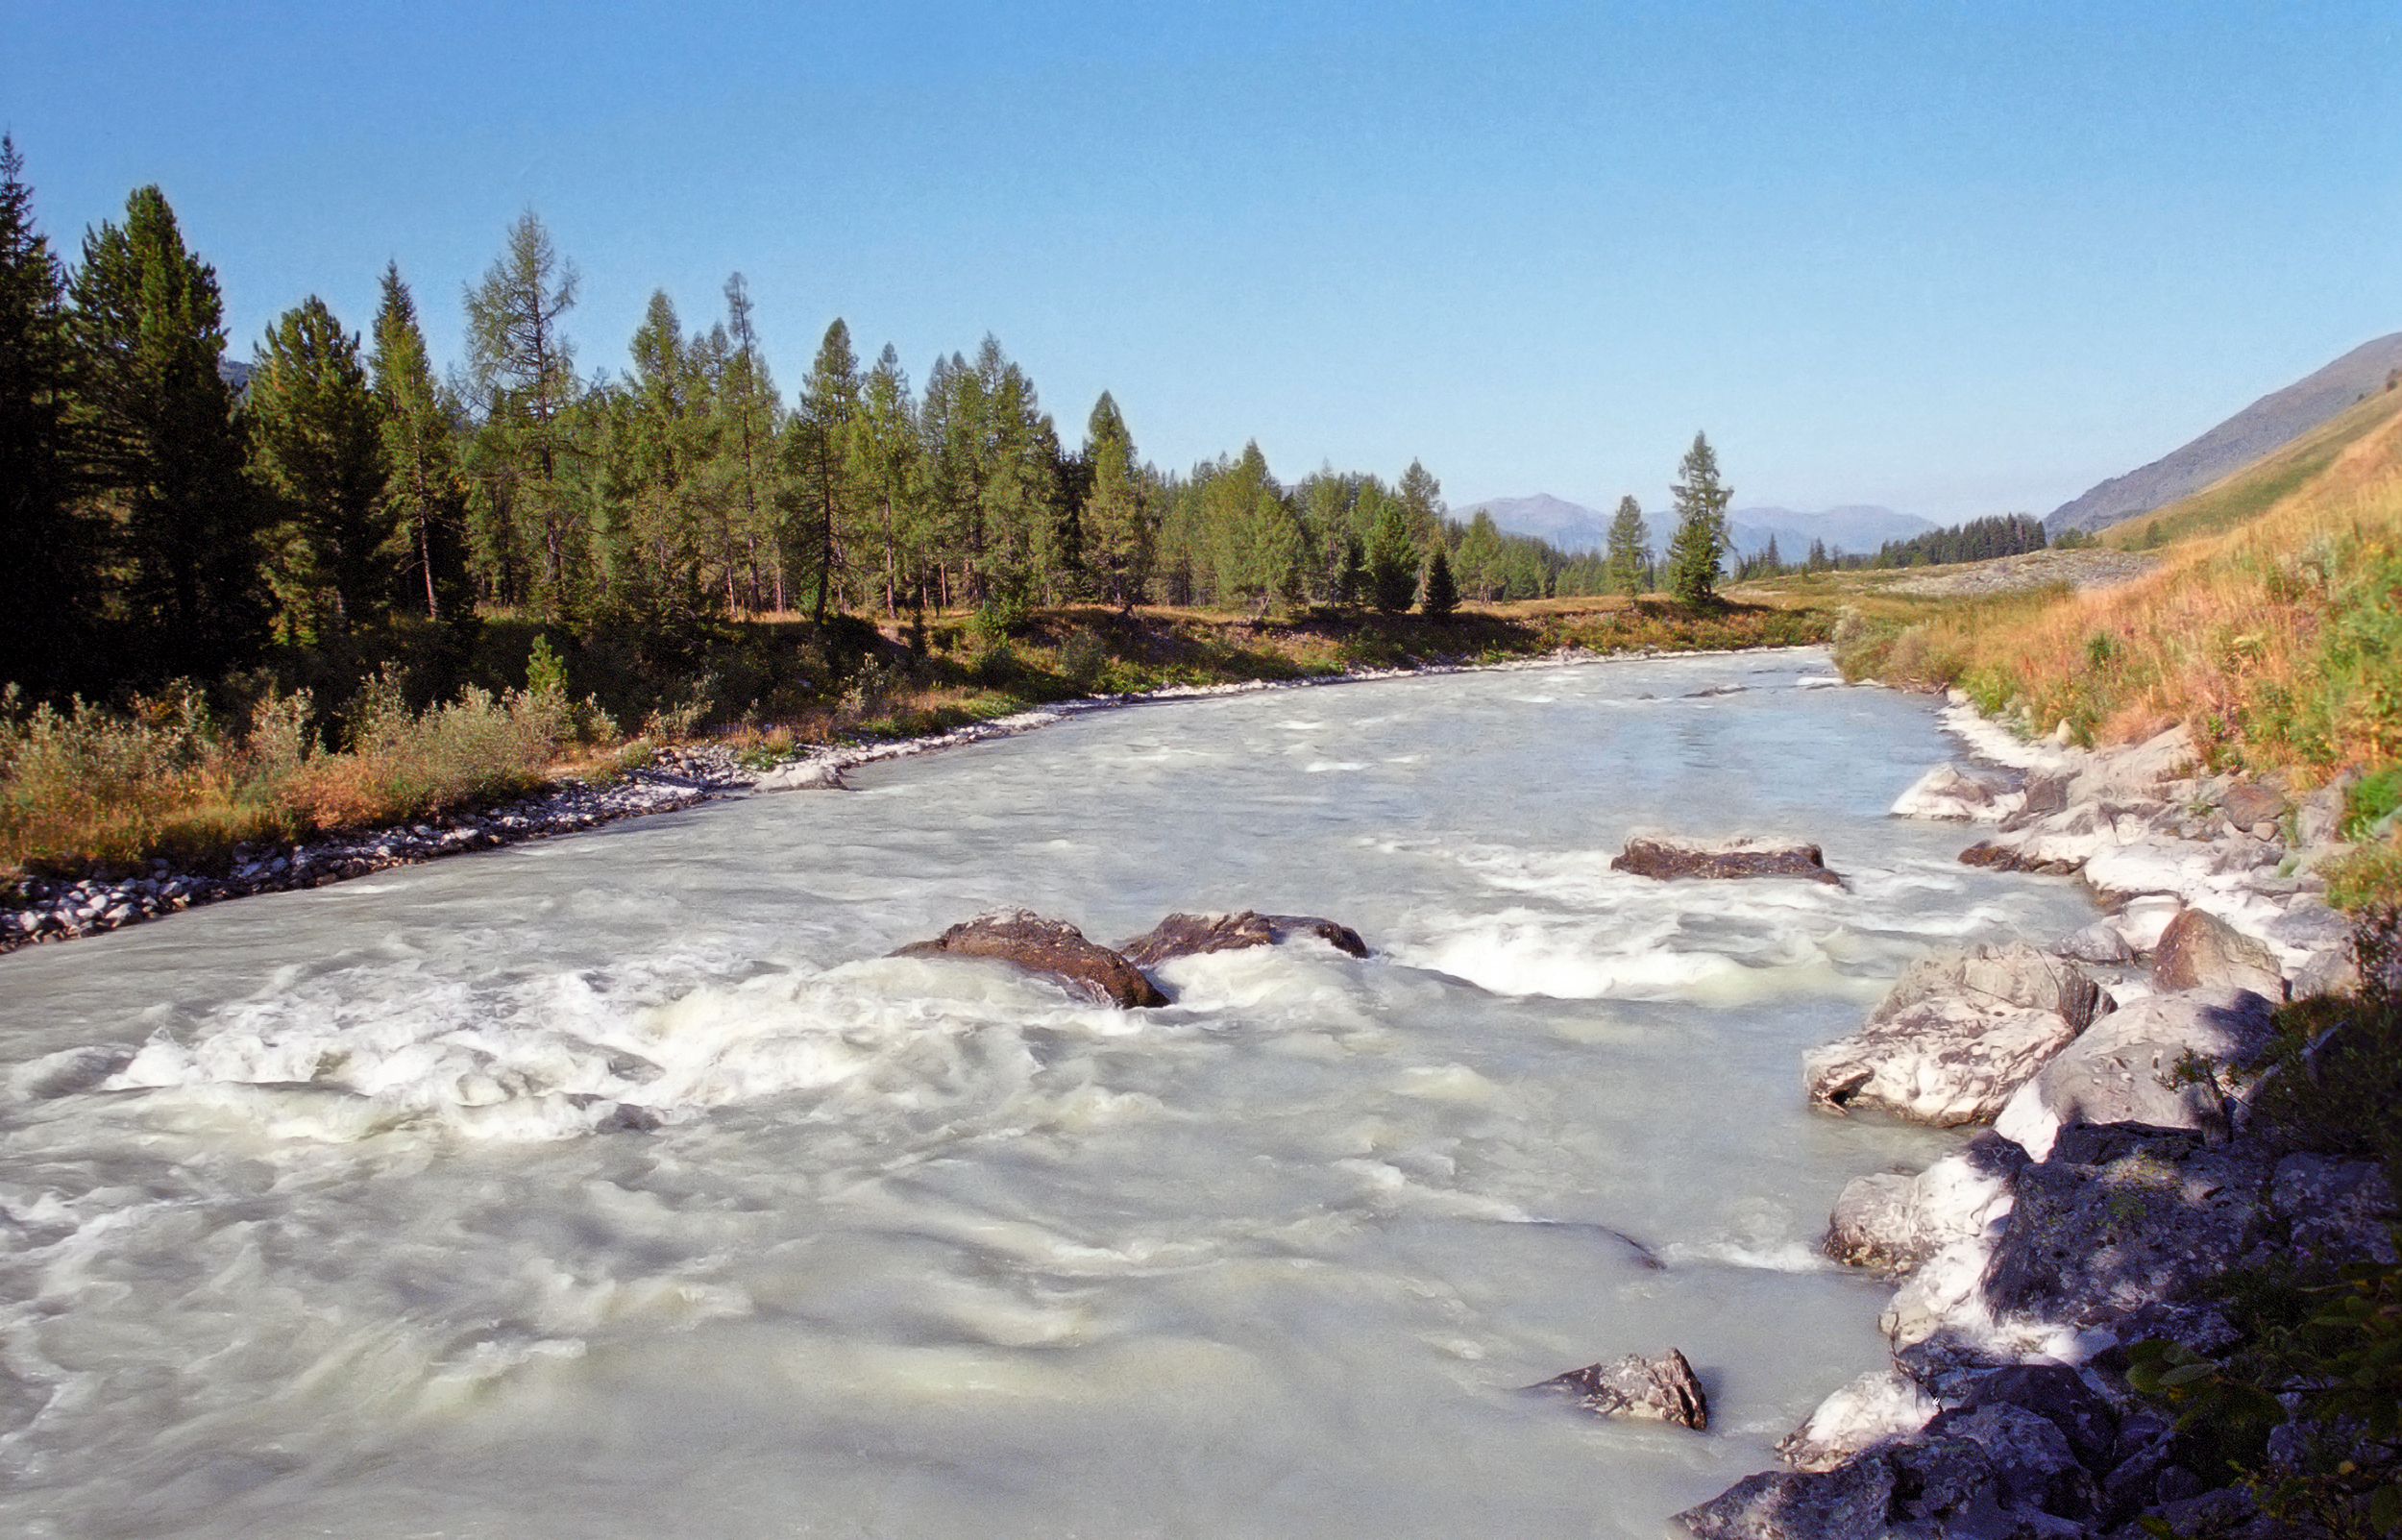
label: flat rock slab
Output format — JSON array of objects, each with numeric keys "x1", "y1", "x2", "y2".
[
  {"x1": 1532, "y1": 1349, "x2": 1708, "y2": 1430},
  {"x1": 1612, "y1": 836, "x2": 1843, "y2": 886},
  {"x1": 895, "y1": 911, "x2": 1167, "y2": 1008},
  {"x1": 1116, "y1": 910, "x2": 1368, "y2": 967}
]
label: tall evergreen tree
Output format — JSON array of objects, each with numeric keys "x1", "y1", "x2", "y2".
[
  {"x1": 846, "y1": 343, "x2": 919, "y2": 619},
  {"x1": 464, "y1": 211, "x2": 582, "y2": 618},
  {"x1": 0, "y1": 135, "x2": 90, "y2": 697},
  {"x1": 616, "y1": 288, "x2": 713, "y2": 617},
  {"x1": 1605, "y1": 495, "x2": 1652, "y2": 599},
  {"x1": 1664, "y1": 431, "x2": 1732, "y2": 606},
  {"x1": 712, "y1": 274, "x2": 785, "y2": 613},
  {"x1": 250, "y1": 296, "x2": 393, "y2": 635},
  {"x1": 790, "y1": 318, "x2": 861, "y2": 622},
  {"x1": 1208, "y1": 441, "x2": 1299, "y2": 618},
  {"x1": 1419, "y1": 546, "x2": 1459, "y2": 618},
  {"x1": 69, "y1": 183, "x2": 268, "y2": 682},
  {"x1": 369, "y1": 262, "x2": 471, "y2": 623},
  {"x1": 1396, "y1": 457, "x2": 1445, "y2": 553},
  {"x1": 1080, "y1": 390, "x2": 1155, "y2": 612}
]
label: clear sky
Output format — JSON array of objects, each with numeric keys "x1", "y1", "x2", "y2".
[{"x1": 6, "y1": 1, "x2": 2396, "y2": 519}]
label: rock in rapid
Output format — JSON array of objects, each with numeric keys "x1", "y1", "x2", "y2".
[
  {"x1": 1610, "y1": 836, "x2": 1844, "y2": 886},
  {"x1": 1115, "y1": 910, "x2": 1369, "y2": 966},
  {"x1": 1532, "y1": 1349, "x2": 1709, "y2": 1430},
  {"x1": 894, "y1": 910, "x2": 1168, "y2": 1008}
]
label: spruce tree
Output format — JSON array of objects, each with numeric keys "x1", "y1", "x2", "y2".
[
  {"x1": 0, "y1": 135, "x2": 89, "y2": 697},
  {"x1": 1364, "y1": 497, "x2": 1419, "y2": 615},
  {"x1": 69, "y1": 184, "x2": 268, "y2": 682},
  {"x1": 1605, "y1": 495, "x2": 1651, "y2": 599},
  {"x1": 250, "y1": 296, "x2": 394, "y2": 635},
  {"x1": 1664, "y1": 431, "x2": 1732, "y2": 607},
  {"x1": 1419, "y1": 546, "x2": 1459, "y2": 619},
  {"x1": 370, "y1": 263, "x2": 472, "y2": 623}
]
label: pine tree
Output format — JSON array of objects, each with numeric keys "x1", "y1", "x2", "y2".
[
  {"x1": 1209, "y1": 442, "x2": 1299, "y2": 618},
  {"x1": 250, "y1": 296, "x2": 395, "y2": 636},
  {"x1": 1605, "y1": 495, "x2": 1651, "y2": 599},
  {"x1": 1664, "y1": 431, "x2": 1732, "y2": 607},
  {"x1": 1364, "y1": 496, "x2": 1419, "y2": 615},
  {"x1": 370, "y1": 264, "x2": 472, "y2": 623},
  {"x1": 618, "y1": 288, "x2": 714, "y2": 617},
  {"x1": 464, "y1": 211, "x2": 582, "y2": 619},
  {"x1": 1396, "y1": 457, "x2": 1445, "y2": 553},
  {"x1": 69, "y1": 183, "x2": 268, "y2": 682},
  {"x1": 1455, "y1": 510, "x2": 1505, "y2": 601},
  {"x1": 846, "y1": 342, "x2": 918, "y2": 619},
  {"x1": 1419, "y1": 546, "x2": 1459, "y2": 619},
  {"x1": 0, "y1": 135, "x2": 90, "y2": 697},
  {"x1": 713, "y1": 274, "x2": 785, "y2": 613}
]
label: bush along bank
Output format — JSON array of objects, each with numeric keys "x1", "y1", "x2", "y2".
[{"x1": 1674, "y1": 714, "x2": 2401, "y2": 1540}]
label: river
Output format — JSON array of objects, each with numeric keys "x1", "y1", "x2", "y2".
[{"x1": 0, "y1": 649, "x2": 2095, "y2": 1538}]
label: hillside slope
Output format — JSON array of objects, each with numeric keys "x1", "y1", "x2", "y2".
[{"x1": 2047, "y1": 330, "x2": 2402, "y2": 533}]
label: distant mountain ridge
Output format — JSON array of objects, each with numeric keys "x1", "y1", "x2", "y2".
[
  {"x1": 2047, "y1": 331, "x2": 2402, "y2": 533},
  {"x1": 1463, "y1": 495, "x2": 1930, "y2": 559}
]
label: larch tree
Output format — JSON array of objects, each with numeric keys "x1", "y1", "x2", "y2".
[
  {"x1": 1208, "y1": 441, "x2": 1299, "y2": 618},
  {"x1": 369, "y1": 263, "x2": 471, "y2": 623},
  {"x1": 1080, "y1": 390, "x2": 1155, "y2": 612},
  {"x1": 713, "y1": 274, "x2": 785, "y2": 612},
  {"x1": 1363, "y1": 493, "x2": 1419, "y2": 616},
  {"x1": 1665, "y1": 432, "x2": 1732, "y2": 606},
  {"x1": 249, "y1": 295, "x2": 395, "y2": 635},
  {"x1": 464, "y1": 211, "x2": 583, "y2": 619},
  {"x1": 846, "y1": 342, "x2": 919, "y2": 620},
  {"x1": 1396, "y1": 457, "x2": 1445, "y2": 554},
  {"x1": 68, "y1": 183, "x2": 268, "y2": 682},
  {"x1": 1605, "y1": 495, "x2": 1651, "y2": 599},
  {"x1": 0, "y1": 135, "x2": 90, "y2": 697},
  {"x1": 790, "y1": 318, "x2": 861, "y2": 622}
]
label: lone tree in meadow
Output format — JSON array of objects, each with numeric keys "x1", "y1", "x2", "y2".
[{"x1": 1664, "y1": 432, "x2": 1732, "y2": 606}]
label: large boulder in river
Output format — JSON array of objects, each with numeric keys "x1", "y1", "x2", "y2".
[
  {"x1": 1611, "y1": 836, "x2": 1843, "y2": 886},
  {"x1": 1802, "y1": 943, "x2": 2105, "y2": 1126},
  {"x1": 1994, "y1": 986, "x2": 2277, "y2": 1160},
  {"x1": 1116, "y1": 910, "x2": 1368, "y2": 966},
  {"x1": 1532, "y1": 1349, "x2": 1708, "y2": 1430},
  {"x1": 2151, "y1": 906, "x2": 2286, "y2": 998},
  {"x1": 894, "y1": 911, "x2": 1167, "y2": 1008}
]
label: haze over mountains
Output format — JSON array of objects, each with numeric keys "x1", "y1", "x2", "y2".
[
  {"x1": 1464, "y1": 494, "x2": 1933, "y2": 559},
  {"x1": 2047, "y1": 330, "x2": 2402, "y2": 533}
]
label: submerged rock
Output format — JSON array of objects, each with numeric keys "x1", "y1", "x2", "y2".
[
  {"x1": 1611, "y1": 836, "x2": 1844, "y2": 886},
  {"x1": 894, "y1": 911, "x2": 1168, "y2": 1008},
  {"x1": 1532, "y1": 1348, "x2": 1709, "y2": 1430},
  {"x1": 1803, "y1": 944, "x2": 2105, "y2": 1126},
  {"x1": 1115, "y1": 910, "x2": 1368, "y2": 967}
]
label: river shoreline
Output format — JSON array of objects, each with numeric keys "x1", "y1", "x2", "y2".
[{"x1": 0, "y1": 642, "x2": 1825, "y2": 956}]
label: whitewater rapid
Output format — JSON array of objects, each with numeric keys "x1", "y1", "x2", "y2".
[{"x1": 0, "y1": 649, "x2": 2094, "y2": 1537}]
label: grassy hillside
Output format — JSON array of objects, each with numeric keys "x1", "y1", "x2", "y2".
[{"x1": 2102, "y1": 379, "x2": 2402, "y2": 550}]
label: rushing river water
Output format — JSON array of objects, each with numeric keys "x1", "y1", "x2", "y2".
[{"x1": 0, "y1": 649, "x2": 2096, "y2": 1539}]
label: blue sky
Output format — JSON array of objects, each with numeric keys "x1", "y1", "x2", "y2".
[{"x1": 6, "y1": 1, "x2": 2396, "y2": 519}]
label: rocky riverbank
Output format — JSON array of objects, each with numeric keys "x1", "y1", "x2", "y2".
[
  {"x1": 1, "y1": 648, "x2": 1646, "y2": 956},
  {"x1": 1674, "y1": 699, "x2": 2393, "y2": 1539}
]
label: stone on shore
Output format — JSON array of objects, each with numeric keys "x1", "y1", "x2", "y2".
[
  {"x1": 2151, "y1": 906, "x2": 2286, "y2": 998},
  {"x1": 1995, "y1": 986, "x2": 2276, "y2": 1160},
  {"x1": 1116, "y1": 910, "x2": 1368, "y2": 967},
  {"x1": 1825, "y1": 1135, "x2": 2023, "y2": 1275},
  {"x1": 1890, "y1": 764, "x2": 2023, "y2": 823},
  {"x1": 1673, "y1": 1455, "x2": 1896, "y2": 1540},
  {"x1": 1775, "y1": 1370, "x2": 1938, "y2": 1472},
  {"x1": 894, "y1": 911, "x2": 1168, "y2": 1008},
  {"x1": 1802, "y1": 944, "x2": 2105, "y2": 1126},
  {"x1": 1532, "y1": 1349, "x2": 1709, "y2": 1430},
  {"x1": 1611, "y1": 836, "x2": 1843, "y2": 886},
  {"x1": 751, "y1": 758, "x2": 848, "y2": 792}
]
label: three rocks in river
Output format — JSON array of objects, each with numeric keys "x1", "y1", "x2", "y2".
[{"x1": 892, "y1": 907, "x2": 1368, "y2": 1009}]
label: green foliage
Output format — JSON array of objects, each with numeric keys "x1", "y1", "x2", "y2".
[
  {"x1": 0, "y1": 135, "x2": 92, "y2": 701},
  {"x1": 2348, "y1": 768, "x2": 2402, "y2": 841},
  {"x1": 1606, "y1": 496, "x2": 1652, "y2": 599},
  {"x1": 1365, "y1": 500, "x2": 1419, "y2": 615},
  {"x1": 2250, "y1": 906, "x2": 2402, "y2": 1182},
  {"x1": 251, "y1": 295, "x2": 395, "y2": 636}
]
